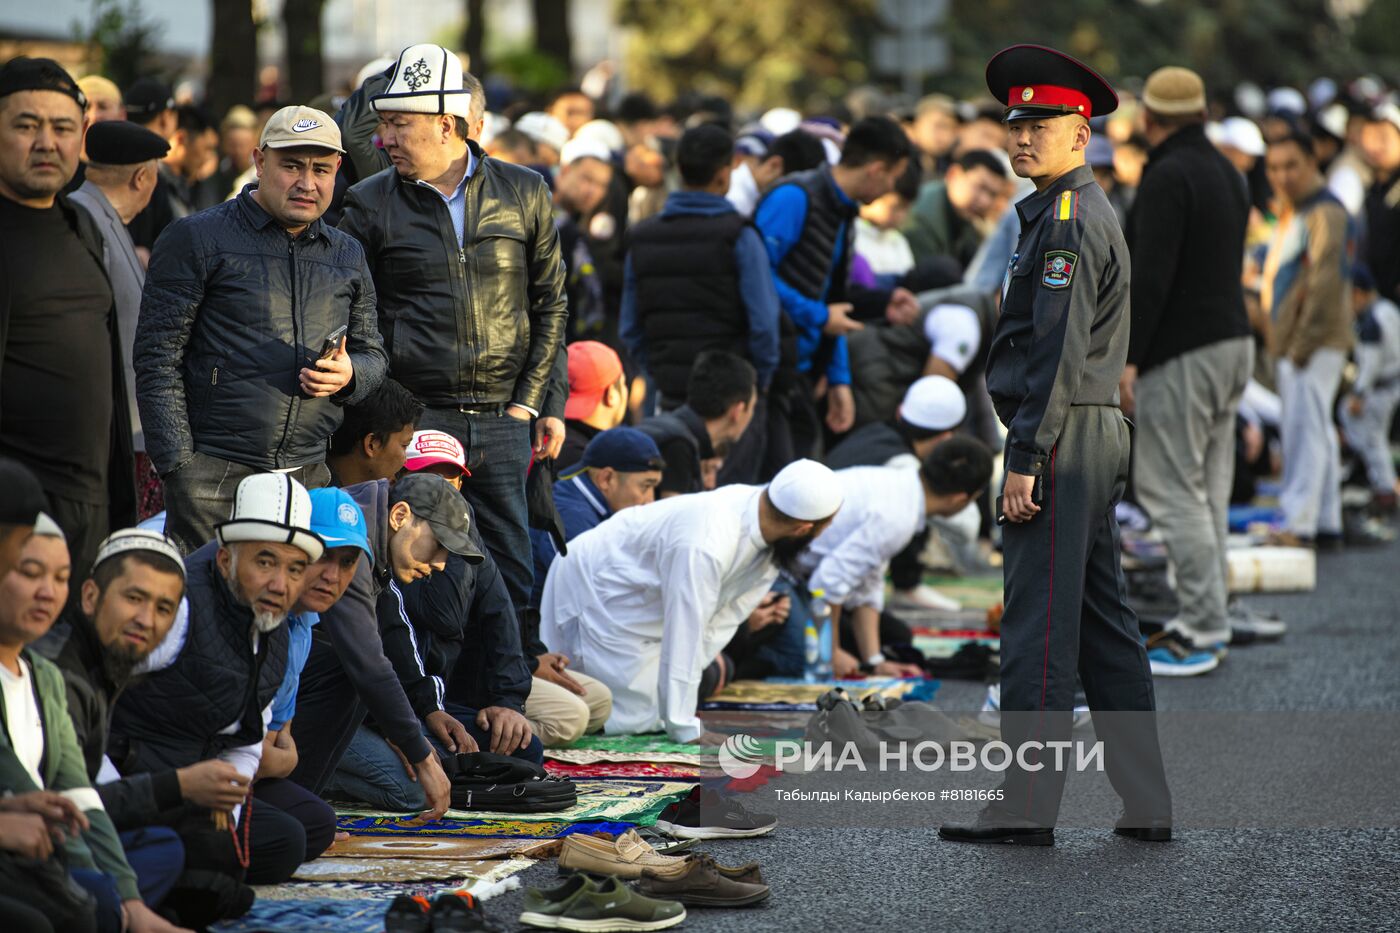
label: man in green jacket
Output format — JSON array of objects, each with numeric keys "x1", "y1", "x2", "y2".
[{"x1": 0, "y1": 513, "x2": 187, "y2": 933}]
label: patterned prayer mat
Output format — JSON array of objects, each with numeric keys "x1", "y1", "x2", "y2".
[
  {"x1": 542, "y1": 760, "x2": 712, "y2": 779},
  {"x1": 918, "y1": 574, "x2": 1004, "y2": 610},
  {"x1": 291, "y1": 855, "x2": 536, "y2": 883},
  {"x1": 336, "y1": 779, "x2": 696, "y2": 827},
  {"x1": 700, "y1": 677, "x2": 936, "y2": 712},
  {"x1": 334, "y1": 816, "x2": 635, "y2": 839},
  {"x1": 326, "y1": 835, "x2": 553, "y2": 860},
  {"x1": 911, "y1": 627, "x2": 1000, "y2": 659}
]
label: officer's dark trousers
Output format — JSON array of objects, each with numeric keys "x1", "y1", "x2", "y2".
[{"x1": 997, "y1": 406, "x2": 1170, "y2": 828}]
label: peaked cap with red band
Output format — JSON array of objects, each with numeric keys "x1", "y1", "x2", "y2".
[{"x1": 986, "y1": 44, "x2": 1118, "y2": 123}]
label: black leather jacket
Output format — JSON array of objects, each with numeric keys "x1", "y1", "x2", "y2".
[
  {"x1": 338, "y1": 143, "x2": 568, "y2": 412},
  {"x1": 135, "y1": 188, "x2": 388, "y2": 475}
]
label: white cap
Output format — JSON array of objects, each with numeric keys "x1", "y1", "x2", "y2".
[
  {"x1": 94, "y1": 528, "x2": 186, "y2": 578},
  {"x1": 33, "y1": 513, "x2": 65, "y2": 540},
  {"x1": 1317, "y1": 102, "x2": 1349, "y2": 141},
  {"x1": 899, "y1": 376, "x2": 967, "y2": 432},
  {"x1": 766, "y1": 459, "x2": 843, "y2": 522},
  {"x1": 560, "y1": 136, "x2": 612, "y2": 167},
  {"x1": 573, "y1": 118, "x2": 624, "y2": 154},
  {"x1": 760, "y1": 107, "x2": 802, "y2": 136},
  {"x1": 371, "y1": 44, "x2": 472, "y2": 118},
  {"x1": 515, "y1": 111, "x2": 568, "y2": 153},
  {"x1": 1374, "y1": 102, "x2": 1400, "y2": 135},
  {"x1": 215, "y1": 473, "x2": 324, "y2": 563},
  {"x1": 1266, "y1": 86, "x2": 1307, "y2": 117},
  {"x1": 1214, "y1": 116, "x2": 1265, "y2": 157},
  {"x1": 354, "y1": 56, "x2": 397, "y2": 91}
]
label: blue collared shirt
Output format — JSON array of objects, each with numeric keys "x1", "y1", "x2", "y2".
[{"x1": 415, "y1": 149, "x2": 478, "y2": 247}]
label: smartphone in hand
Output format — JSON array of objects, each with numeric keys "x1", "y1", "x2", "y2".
[{"x1": 318, "y1": 324, "x2": 348, "y2": 360}]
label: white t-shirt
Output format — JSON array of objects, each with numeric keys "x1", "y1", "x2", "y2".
[
  {"x1": 923, "y1": 303, "x2": 982, "y2": 375},
  {"x1": 854, "y1": 218, "x2": 916, "y2": 277},
  {"x1": 1, "y1": 658, "x2": 45, "y2": 788}
]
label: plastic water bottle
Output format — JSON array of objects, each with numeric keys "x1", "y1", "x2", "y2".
[{"x1": 805, "y1": 589, "x2": 834, "y2": 682}]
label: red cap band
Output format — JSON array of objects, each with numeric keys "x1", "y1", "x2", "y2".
[{"x1": 1008, "y1": 85, "x2": 1092, "y2": 118}]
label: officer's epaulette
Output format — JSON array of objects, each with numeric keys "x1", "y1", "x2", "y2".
[{"x1": 1053, "y1": 189, "x2": 1079, "y2": 221}]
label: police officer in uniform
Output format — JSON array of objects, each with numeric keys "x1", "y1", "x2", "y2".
[{"x1": 939, "y1": 45, "x2": 1171, "y2": 846}]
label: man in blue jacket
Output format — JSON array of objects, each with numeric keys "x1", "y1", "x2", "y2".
[{"x1": 753, "y1": 117, "x2": 914, "y2": 467}]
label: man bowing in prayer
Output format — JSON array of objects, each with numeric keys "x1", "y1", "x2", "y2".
[{"x1": 540, "y1": 460, "x2": 843, "y2": 744}]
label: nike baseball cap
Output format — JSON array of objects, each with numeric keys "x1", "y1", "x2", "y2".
[{"x1": 259, "y1": 105, "x2": 345, "y2": 153}]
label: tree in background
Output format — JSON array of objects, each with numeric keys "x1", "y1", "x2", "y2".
[
  {"x1": 619, "y1": 0, "x2": 877, "y2": 112},
  {"x1": 207, "y1": 0, "x2": 258, "y2": 120},
  {"x1": 71, "y1": 0, "x2": 162, "y2": 90},
  {"x1": 617, "y1": 0, "x2": 1396, "y2": 113},
  {"x1": 534, "y1": 0, "x2": 573, "y2": 78},
  {"x1": 941, "y1": 0, "x2": 1393, "y2": 100},
  {"x1": 283, "y1": 0, "x2": 327, "y2": 103},
  {"x1": 462, "y1": 0, "x2": 487, "y2": 76}
]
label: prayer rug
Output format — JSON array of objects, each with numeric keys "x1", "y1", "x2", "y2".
[
  {"x1": 291, "y1": 855, "x2": 535, "y2": 884},
  {"x1": 542, "y1": 760, "x2": 712, "y2": 779},
  {"x1": 334, "y1": 816, "x2": 634, "y2": 839},
  {"x1": 699, "y1": 677, "x2": 934, "y2": 711},
  {"x1": 325, "y1": 835, "x2": 553, "y2": 860},
  {"x1": 911, "y1": 627, "x2": 1000, "y2": 659},
  {"x1": 917, "y1": 574, "x2": 1004, "y2": 610},
  {"x1": 336, "y1": 779, "x2": 696, "y2": 826}
]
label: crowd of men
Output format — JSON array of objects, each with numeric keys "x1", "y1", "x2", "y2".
[{"x1": 0, "y1": 35, "x2": 1397, "y2": 929}]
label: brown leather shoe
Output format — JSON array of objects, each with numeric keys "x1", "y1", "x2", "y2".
[
  {"x1": 558, "y1": 829, "x2": 689, "y2": 880},
  {"x1": 637, "y1": 854, "x2": 771, "y2": 907},
  {"x1": 714, "y1": 860, "x2": 765, "y2": 885}
]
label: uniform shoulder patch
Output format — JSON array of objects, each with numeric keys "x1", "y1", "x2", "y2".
[
  {"x1": 1043, "y1": 249, "x2": 1077, "y2": 288},
  {"x1": 1053, "y1": 189, "x2": 1078, "y2": 221}
]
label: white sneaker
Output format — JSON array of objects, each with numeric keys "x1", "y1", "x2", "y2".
[
  {"x1": 890, "y1": 585, "x2": 961, "y2": 612},
  {"x1": 978, "y1": 683, "x2": 1090, "y2": 727},
  {"x1": 1227, "y1": 601, "x2": 1287, "y2": 640}
]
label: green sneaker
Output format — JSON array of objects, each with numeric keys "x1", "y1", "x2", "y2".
[{"x1": 519, "y1": 873, "x2": 687, "y2": 931}]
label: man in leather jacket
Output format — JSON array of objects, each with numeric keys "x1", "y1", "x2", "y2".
[{"x1": 338, "y1": 44, "x2": 567, "y2": 614}]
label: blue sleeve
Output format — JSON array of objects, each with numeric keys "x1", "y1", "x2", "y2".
[
  {"x1": 734, "y1": 227, "x2": 782, "y2": 389},
  {"x1": 268, "y1": 616, "x2": 313, "y2": 731},
  {"x1": 756, "y1": 186, "x2": 831, "y2": 334},
  {"x1": 826, "y1": 334, "x2": 851, "y2": 387},
  {"x1": 618, "y1": 253, "x2": 646, "y2": 369}
]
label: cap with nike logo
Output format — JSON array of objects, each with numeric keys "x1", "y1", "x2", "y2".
[{"x1": 259, "y1": 104, "x2": 345, "y2": 153}]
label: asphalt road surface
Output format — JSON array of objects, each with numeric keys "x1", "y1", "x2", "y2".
[{"x1": 483, "y1": 535, "x2": 1400, "y2": 932}]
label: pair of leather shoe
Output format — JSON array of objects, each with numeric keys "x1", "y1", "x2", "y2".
[{"x1": 637, "y1": 853, "x2": 770, "y2": 907}]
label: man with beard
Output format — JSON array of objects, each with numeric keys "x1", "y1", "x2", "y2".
[
  {"x1": 108, "y1": 474, "x2": 323, "y2": 924},
  {"x1": 37, "y1": 529, "x2": 194, "y2": 914},
  {"x1": 638, "y1": 351, "x2": 757, "y2": 498},
  {"x1": 540, "y1": 459, "x2": 842, "y2": 744},
  {"x1": 0, "y1": 514, "x2": 188, "y2": 933}
]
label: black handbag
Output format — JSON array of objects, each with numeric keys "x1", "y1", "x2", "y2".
[{"x1": 442, "y1": 751, "x2": 578, "y2": 813}]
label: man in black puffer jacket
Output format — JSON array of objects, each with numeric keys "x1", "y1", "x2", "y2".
[
  {"x1": 338, "y1": 44, "x2": 567, "y2": 615},
  {"x1": 136, "y1": 106, "x2": 386, "y2": 555}
]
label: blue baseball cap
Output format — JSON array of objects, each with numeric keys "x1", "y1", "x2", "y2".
[
  {"x1": 563, "y1": 427, "x2": 665, "y2": 478},
  {"x1": 308, "y1": 488, "x2": 372, "y2": 559}
]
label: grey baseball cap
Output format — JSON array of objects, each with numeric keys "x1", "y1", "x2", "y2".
[{"x1": 390, "y1": 473, "x2": 484, "y2": 564}]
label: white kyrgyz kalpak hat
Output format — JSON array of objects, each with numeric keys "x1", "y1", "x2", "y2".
[
  {"x1": 371, "y1": 44, "x2": 472, "y2": 119},
  {"x1": 767, "y1": 459, "x2": 843, "y2": 522},
  {"x1": 215, "y1": 473, "x2": 324, "y2": 562}
]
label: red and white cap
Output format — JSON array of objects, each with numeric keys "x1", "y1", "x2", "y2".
[{"x1": 405, "y1": 430, "x2": 469, "y2": 475}]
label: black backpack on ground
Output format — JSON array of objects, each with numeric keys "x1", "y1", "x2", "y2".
[{"x1": 442, "y1": 752, "x2": 578, "y2": 813}]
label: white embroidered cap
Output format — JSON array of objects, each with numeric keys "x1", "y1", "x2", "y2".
[{"x1": 371, "y1": 44, "x2": 472, "y2": 118}]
